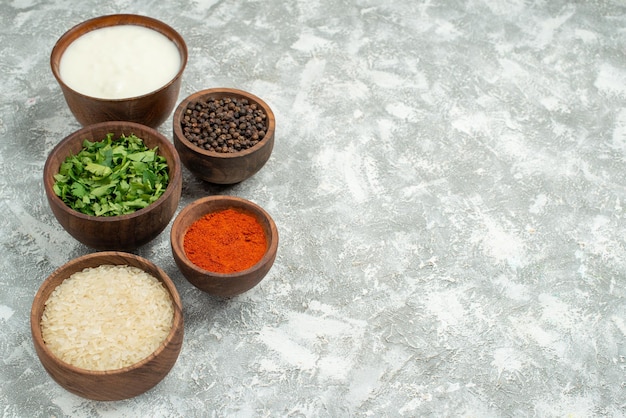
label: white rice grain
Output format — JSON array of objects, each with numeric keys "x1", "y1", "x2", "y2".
[{"x1": 40, "y1": 264, "x2": 174, "y2": 371}]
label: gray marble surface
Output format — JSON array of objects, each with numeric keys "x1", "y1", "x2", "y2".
[{"x1": 1, "y1": 0, "x2": 626, "y2": 416}]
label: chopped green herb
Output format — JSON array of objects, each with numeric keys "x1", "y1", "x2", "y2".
[{"x1": 53, "y1": 133, "x2": 170, "y2": 216}]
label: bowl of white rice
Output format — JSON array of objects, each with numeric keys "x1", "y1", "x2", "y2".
[{"x1": 30, "y1": 251, "x2": 184, "y2": 401}]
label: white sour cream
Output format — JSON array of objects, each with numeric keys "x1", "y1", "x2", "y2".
[{"x1": 59, "y1": 25, "x2": 181, "y2": 100}]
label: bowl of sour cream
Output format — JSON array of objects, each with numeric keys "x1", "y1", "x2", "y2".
[{"x1": 50, "y1": 14, "x2": 188, "y2": 128}]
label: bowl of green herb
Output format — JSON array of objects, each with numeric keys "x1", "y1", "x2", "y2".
[{"x1": 44, "y1": 121, "x2": 182, "y2": 250}]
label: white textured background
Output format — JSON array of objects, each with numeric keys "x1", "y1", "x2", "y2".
[{"x1": 1, "y1": 0, "x2": 625, "y2": 416}]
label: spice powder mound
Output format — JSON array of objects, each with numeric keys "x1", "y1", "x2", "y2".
[{"x1": 183, "y1": 208, "x2": 267, "y2": 273}]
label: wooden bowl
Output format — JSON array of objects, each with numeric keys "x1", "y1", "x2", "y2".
[
  {"x1": 172, "y1": 88, "x2": 276, "y2": 184},
  {"x1": 50, "y1": 14, "x2": 188, "y2": 128},
  {"x1": 43, "y1": 121, "x2": 182, "y2": 250},
  {"x1": 30, "y1": 251, "x2": 184, "y2": 401},
  {"x1": 170, "y1": 196, "x2": 279, "y2": 297}
]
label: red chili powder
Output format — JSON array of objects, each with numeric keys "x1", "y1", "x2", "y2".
[{"x1": 183, "y1": 208, "x2": 267, "y2": 273}]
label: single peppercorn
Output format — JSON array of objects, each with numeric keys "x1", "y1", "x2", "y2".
[{"x1": 180, "y1": 97, "x2": 268, "y2": 153}]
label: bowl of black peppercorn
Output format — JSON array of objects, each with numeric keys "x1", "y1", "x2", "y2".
[{"x1": 172, "y1": 88, "x2": 276, "y2": 184}]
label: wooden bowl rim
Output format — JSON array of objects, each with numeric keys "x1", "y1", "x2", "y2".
[
  {"x1": 30, "y1": 251, "x2": 184, "y2": 376},
  {"x1": 172, "y1": 87, "x2": 276, "y2": 159},
  {"x1": 171, "y1": 195, "x2": 279, "y2": 278},
  {"x1": 43, "y1": 121, "x2": 182, "y2": 222},
  {"x1": 50, "y1": 14, "x2": 188, "y2": 102}
]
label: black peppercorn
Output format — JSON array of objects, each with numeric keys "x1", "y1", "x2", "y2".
[{"x1": 181, "y1": 96, "x2": 268, "y2": 153}]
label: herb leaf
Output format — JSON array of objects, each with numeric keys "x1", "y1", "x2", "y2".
[{"x1": 85, "y1": 163, "x2": 112, "y2": 178}]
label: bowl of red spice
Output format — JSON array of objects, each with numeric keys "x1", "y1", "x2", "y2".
[
  {"x1": 172, "y1": 87, "x2": 276, "y2": 184},
  {"x1": 170, "y1": 195, "x2": 279, "y2": 297}
]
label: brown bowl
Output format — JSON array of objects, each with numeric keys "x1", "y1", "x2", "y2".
[
  {"x1": 30, "y1": 251, "x2": 184, "y2": 401},
  {"x1": 172, "y1": 88, "x2": 276, "y2": 184},
  {"x1": 50, "y1": 14, "x2": 188, "y2": 128},
  {"x1": 170, "y1": 196, "x2": 279, "y2": 297},
  {"x1": 43, "y1": 121, "x2": 182, "y2": 250}
]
